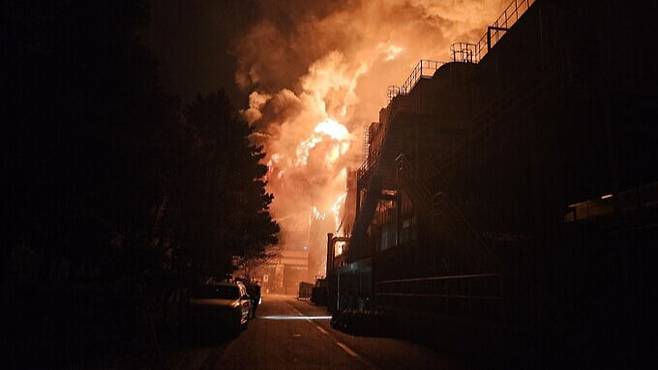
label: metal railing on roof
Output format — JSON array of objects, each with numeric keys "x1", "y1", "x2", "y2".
[
  {"x1": 387, "y1": 59, "x2": 444, "y2": 103},
  {"x1": 370, "y1": 0, "x2": 537, "y2": 179},
  {"x1": 450, "y1": 42, "x2": 477, "y2": 63},
  {"x1": 474, "y1": 0, "x2": 536, "y2": 62},
  {"x1": 384, "y1": 0, "x2": 536, "y2": 103},
  {"x1": 375, "y1": 273, "x2": 504, "y2": 319}
]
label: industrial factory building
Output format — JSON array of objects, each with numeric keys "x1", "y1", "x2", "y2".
[{"x1": 327, "y1": 0, "x2": 658, "y2": 364}]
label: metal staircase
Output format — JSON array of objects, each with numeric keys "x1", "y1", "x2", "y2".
[
  {"x1": 395, "y1": 153, "x2": 498, "y2": 272},
  {"x1": 350, "y1": 120, "x2": 401, "y2": 257}
]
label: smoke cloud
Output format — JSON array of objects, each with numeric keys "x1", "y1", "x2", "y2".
[{"x1": 235, "y1": 0, "x2": 507, "y2": 275}]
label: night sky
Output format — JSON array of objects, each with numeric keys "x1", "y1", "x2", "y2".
[
  {"x1": 146, "y1": 0, "x2": 348, "y2": 105},
  {"x1": 146, "y1": 0, "x2": 509, "y2": 276}
]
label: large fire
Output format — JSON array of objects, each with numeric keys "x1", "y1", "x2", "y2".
[
  {"x1": 238, "y1": 0, "x2": 508, "y2": 277},
  {"x1": 296, "y1": 118, "x2": 350, "y2": 167}
]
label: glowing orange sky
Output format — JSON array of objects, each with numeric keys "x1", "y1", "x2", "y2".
[{"x1": 236, "y1": 0, "x2": 508, "y2": 274}]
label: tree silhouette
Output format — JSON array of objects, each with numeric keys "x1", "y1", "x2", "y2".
[
  {"x1": 3, "y1": 1, "x2": 279, "y2": 364},
  {"x1": 3, "y1": 0, "x2": 175, "y2": 279},
  {"x1": 3, "y1": 0, "x2": 185, "y2": 365},
  {"x1": 167, "y1": 91, "x2": 279, "y2": 278}
]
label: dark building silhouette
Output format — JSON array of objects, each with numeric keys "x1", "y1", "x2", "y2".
[{"x1": 327, "y1": 0, "x2": 658, "y2": 366}]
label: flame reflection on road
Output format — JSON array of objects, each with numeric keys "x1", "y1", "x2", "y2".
[{"x1": 258, "y1": 315, "x2": 332, "y2": 320}]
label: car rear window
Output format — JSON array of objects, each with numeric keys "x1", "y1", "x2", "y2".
[{"x1": 192, "y1": 284, "x2": 240, "y2": 300}]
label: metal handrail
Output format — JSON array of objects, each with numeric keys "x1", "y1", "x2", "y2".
[
  {"x1": 357, "y1": 125, "x2": 387, "y2": 183},
  {"x1": 375, "y1": 273, "x2": 504, "y2": 318},
  {"x1": 376, "y1": 293, "x2": 502, "y2": 300},
  {"x1": 395, "y1": 154, "x2": 433, "y2": 215},
  {"x1": 387, "y1": 59, "x2": 444, "y2": 102},
  {"x1": 369, "y1": 59, "x2": 446, "y2": 182},
  {"x1": 450, "y1": 42, "x2": 477, "y2": 63},
  {"x1": 474, "y1": 0, "x2": 536, "y2": 62},
  {"x1": 396, "y1": 151, "x2": 498, "y2": 272},
  {"x1": 376, "y1": 273, "x2": 501, "y2": 285},
  {"x1": 386, "y1": 0, "x2": 536, "y2": 103}
]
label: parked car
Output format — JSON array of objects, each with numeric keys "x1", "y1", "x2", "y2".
[{"x1": 189, "y1": 281, "x2": 251, "y2": 334}]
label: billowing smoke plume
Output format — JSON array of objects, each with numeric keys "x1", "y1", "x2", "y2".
[{"x1": 235, "y1": 0, "x2": 507, "y2": 276}]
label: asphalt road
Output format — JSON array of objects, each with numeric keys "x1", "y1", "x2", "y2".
[{"x1": 159, "y1": 294, "x2": 471, "y2": 370}]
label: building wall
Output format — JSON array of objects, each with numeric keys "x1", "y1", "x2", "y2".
[{"x1": 343, "y1": 2, "x2": 658, "y2": 357}]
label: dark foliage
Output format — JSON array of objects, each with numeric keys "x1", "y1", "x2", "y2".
[
  {"x1": 165, "y1": 91, "x2": 279, "y2": 277},
  {"x1": 2, "y1": 1, "x2": 277, "y2": 367}
]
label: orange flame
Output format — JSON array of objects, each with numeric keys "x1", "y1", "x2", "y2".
[
  {"x1": 294, "y1": 118, "x2": 351, "y2": 168},
  {"x1": 312, "y1": 206, "x2": 327, "y2": 221},
  {"x1": 331, "y1": 192, "x2": 348, "y2": 231},
  {"x1": 238, "y1": 0, "x2": 510, "y2": 277}
]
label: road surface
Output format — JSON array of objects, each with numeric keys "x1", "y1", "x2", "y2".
[{"x1": 158, "y1": 294, "x2": 471, "y2": 370}]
